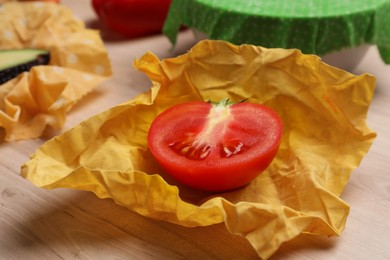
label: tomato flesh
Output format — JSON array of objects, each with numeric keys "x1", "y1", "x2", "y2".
[{"x1": 148, "y1": 100, "x2": 283, "y2": 192}]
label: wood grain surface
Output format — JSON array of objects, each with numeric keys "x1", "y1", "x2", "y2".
[{"x1": 1, "y1": 0, "x2": 390, "y2": 259}]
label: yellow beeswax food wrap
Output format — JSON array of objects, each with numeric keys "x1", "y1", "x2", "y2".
[
  {"x1": 0, "y1": 0, "x2": 59, "y2": 3},
  {"x1": 0, "y1": 2, "x2": 112, "y2": 141},
  {"x1": 22, "y1": 40, "x2": 376, "y2": 259}
]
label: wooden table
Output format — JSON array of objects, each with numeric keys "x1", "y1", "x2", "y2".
[{"x1": 1, "y1": 1, "x2": 389, "y2": 259}]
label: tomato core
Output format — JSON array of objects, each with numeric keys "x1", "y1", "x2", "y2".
[{"x1": 168, "y1": 100, "x2": 239, "y2": 160}]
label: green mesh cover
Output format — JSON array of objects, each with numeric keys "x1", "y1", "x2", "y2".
[{"x1": 164, "y1": 0, "x2": 390, "y2": 63}]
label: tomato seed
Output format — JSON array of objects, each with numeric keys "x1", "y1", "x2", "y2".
[
  {"x1": 221, "y1": 140, "x2": 244, "y2": 158},
  {"x1": 169, "y1": 139, "x2": 211, "y2": 160}
]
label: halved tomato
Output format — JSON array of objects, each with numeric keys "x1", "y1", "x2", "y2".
[{"x1": 148, "y1": 99, "x2": 283, "y2": 192}]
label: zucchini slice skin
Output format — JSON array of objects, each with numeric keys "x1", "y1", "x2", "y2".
[{"x1": 0, "y1": 49, "x2": 50, "y2": 84}]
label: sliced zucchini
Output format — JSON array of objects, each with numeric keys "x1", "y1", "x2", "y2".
[{"x1": 0, "y1": 49, "x2": 50, "y2": 84}]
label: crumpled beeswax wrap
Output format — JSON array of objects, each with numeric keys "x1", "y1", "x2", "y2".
[
  {"x1": 0, "y1": 2, "x2": 112, "y2": 141},
  {"x1": 22, "y1": 40, "x2": 376, "y2": 259}
]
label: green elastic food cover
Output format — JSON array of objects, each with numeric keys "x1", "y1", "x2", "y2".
[{"x1": 163, "y1": 0, "x2": 390, "y2": 63}]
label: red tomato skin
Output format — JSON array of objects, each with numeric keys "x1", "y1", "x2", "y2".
[
  {"x1": 148, "y1": 101, "x2": 283, "y2": 192},
  {"x1": 92, "y1": 0, "x2": 172, "y2": 38}
]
